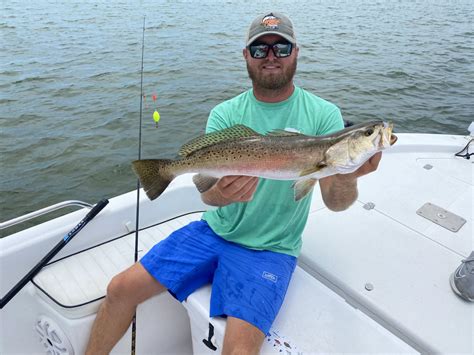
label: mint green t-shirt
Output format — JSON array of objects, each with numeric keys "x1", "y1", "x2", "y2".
[{"x1": 202, "y1": 86, "x2": 344, "y2": 257}]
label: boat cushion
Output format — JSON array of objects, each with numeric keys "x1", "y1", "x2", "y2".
[{"x1": 32, "y1": 212, "x2": 203, "y2": 319}]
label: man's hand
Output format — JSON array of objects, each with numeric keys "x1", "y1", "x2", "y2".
[
  {"x1": 351, "y1": 151, "x2": 382, "y2": 179},
  {"x1": 201, "y1": 176, "x2": 259, "y2": 207}
]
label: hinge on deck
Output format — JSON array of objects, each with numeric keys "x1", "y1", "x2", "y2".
[{"x1": 363, "y1": 202, "x2": 375, "y2": 210}]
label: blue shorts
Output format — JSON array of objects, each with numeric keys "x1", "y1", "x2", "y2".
[{"x1": 140, "y1": 220, "x2": 296, "y2": 334}]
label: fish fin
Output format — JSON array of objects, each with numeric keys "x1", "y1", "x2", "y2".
[
  {"x1": 178, "y1": 125, "x2": 260, "y2": 157},
  {"x1": 299, "y1": 162, "x2": 327, "y2": 177},
  {"x1": 192, "y1": 174, "x2": 219, "y2": 193},
  {"x1": 132, "y1": 159, "x2": 174, "y2": 200},
  {"x1": 292, "y1": 178, "x2": 318, "y2": 201}
]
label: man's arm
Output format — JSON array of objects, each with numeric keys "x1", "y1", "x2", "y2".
[
  {"x1": 201, "y1": 176, "x2": 259, "y2": 207},
  {"x1": 319, "y1": 152, "x2": 382, "y2": 211}
]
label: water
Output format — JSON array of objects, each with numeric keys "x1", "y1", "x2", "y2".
[{"x1": 1, "y1": 0, "x2": 473, "y2": 233}]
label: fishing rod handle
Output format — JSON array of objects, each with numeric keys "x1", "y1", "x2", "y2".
[
  {"x1": 64, "y1": 198, "x2": 109, "y2": 242},
  {"x1": 85, "y1": 198, "x2": 109, "y2": 220}
]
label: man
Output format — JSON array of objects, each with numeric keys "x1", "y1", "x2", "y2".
[{"x1": 86, "y1": 12, "x2": 382, "y2": 354}]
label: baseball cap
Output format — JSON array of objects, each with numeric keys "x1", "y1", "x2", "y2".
[{"x1": 246, "y1": 12, "x2": 296, "y2": 46}]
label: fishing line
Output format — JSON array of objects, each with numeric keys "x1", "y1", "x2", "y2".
[{"x1": 131, "y1": 15, "x2": 146, "y2": 355}]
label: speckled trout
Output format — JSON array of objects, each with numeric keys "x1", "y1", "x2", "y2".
[{"x1": 132, "y1": 120, "x2": 397, "y2": 201}]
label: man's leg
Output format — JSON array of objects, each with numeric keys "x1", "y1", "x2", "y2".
[
  {"x1": 222, "y1": 317, "x2": 265, "y2": 355},
  {"x1": 86, "y1": 262, "x2": 166, "y2": 355},
  {"x1": 210, "y1": 243, "x2": 297, "y2": 355}
]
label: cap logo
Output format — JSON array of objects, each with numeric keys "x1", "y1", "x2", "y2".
[{"x1": 261, "y1": 14, "x2": 281, "y2": 29}]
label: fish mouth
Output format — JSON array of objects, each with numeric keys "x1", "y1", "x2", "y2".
[
  {"x1": 383, "y1": 122, "x2": 397, "y2": 147},
  {"x1": 390, "y1": 133, "x2": 398, "y2": 145}
]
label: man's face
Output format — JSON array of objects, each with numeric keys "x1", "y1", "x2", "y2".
[{"x1": 244, "y1": 34, "x2": 298, "y2": 90}]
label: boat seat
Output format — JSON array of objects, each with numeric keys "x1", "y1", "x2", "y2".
[{"x1": 32, "y1": 212, "x2": 203, "y2": 319}]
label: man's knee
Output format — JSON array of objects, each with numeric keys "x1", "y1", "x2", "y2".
[
  {"x1": 106, "y1": 271, "x2": 134, "y2": 304},
  {"x1": 106, "y1": 263, "x2": 166, "y2": 306}
]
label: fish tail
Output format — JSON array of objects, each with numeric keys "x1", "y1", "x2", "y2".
[{"x1": 132, "y1": 159, "x2": 175, "y2": 200}]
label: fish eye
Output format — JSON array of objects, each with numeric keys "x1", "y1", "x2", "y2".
[{"x1": 364, "y1": 128, "x2": 374, "y2": 136}]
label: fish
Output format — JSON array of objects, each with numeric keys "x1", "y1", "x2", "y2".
[{"x1": 132, "y1": 120, "x2": 397, "y2": 201}]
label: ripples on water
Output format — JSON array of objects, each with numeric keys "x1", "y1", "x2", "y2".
[{"x1": 1, "y1": 0, "x2": 473, "y2": 233}]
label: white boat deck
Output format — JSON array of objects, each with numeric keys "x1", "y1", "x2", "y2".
[{"x1": 300, "y1": 133, "x2": 473, "y2": 353}]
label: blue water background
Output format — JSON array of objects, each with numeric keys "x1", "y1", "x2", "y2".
[{"x1": 1, "y1": 0, "x2": 473, "y2": 231}]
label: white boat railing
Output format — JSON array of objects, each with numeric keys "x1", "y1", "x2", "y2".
[{"x1": 0, "y1": 200, "x2": 93, "y2": 230}]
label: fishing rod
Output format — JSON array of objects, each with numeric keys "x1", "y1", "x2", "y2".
[
  {"x1": 0, "y1": 198, "x2": 109, "y2": 309},
  {"x1": 131, "y1": 15, "x2": 146, "y2": 355}
]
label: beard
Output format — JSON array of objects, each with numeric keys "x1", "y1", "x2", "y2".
[{"x1": 246, "y1": 59, "x2": 297, "y2": 90}]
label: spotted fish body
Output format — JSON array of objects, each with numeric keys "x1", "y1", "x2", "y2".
[{"x1": 132, "y1": 120, "x2": 397, "y2": 201}]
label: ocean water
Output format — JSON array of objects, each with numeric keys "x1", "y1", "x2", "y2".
[{"x1": 1, "y1": 0, "x2": 473, "y2": 234}]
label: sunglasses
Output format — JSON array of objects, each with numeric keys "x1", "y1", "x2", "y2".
[{"x1": 248, "y1": 41, "x2": 293, "y2": 59}]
